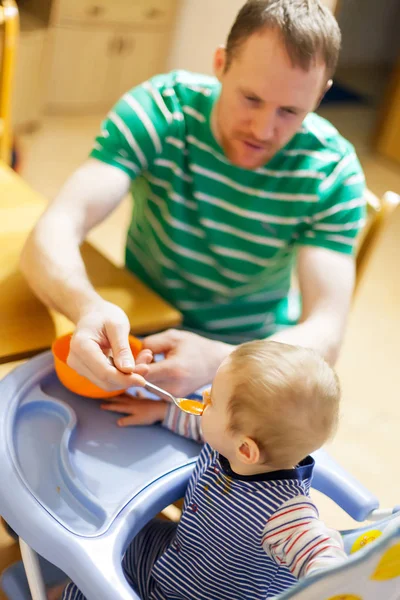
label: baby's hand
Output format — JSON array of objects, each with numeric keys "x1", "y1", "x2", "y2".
[
  {"x1": 134, "y1": 348, "x2": 154, "y2": 372},
  {"x1": 101, "y1": 392, "x2": 168, "y2": 427}
]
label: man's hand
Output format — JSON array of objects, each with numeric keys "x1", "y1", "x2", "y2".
[
  {"x1": 101, "y1": 395, "x2": 168, "y2": 427},
  {"x1": 142, "y1": 329, "x2": 233, "y2": 396},
  {"x1": 68, "y1": 299, "x2": 153, "y2": 392}
]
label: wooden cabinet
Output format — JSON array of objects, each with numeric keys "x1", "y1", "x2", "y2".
[
  {"x1": 46, "y1": 28, "x2": 113, "y2": 111},
  {"x1": 46, "y1": 26, "x2": 172, "y2": 113},
  {"x1": 45, "y1": 0, "x2": 178, "y2": 114},
  {"x1": 53, "y1": 0, "x2": 175, "y2": 28},
  {"x1": 105, "y1": 30, "x2": 171, "y2": 106}
]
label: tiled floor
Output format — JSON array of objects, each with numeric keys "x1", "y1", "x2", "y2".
[{"x1": 1, "y1": 93, "x2": 400, "y2": 592}]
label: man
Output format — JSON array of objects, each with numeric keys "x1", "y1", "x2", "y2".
[{"x1": 21, "y1": 0, "x2": 365, "y2": 400}]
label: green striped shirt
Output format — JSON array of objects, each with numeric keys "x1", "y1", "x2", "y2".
[{"x1": 90, "y1": 70, "x2": 366, "y2": 342}]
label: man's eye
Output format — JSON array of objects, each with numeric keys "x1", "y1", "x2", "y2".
[
  {"x1": 245, "y1": 96, "x2": 259, "y2": 104},
  {"x1": 281, "y1": 108, "x2": 297, "y2": 116}
]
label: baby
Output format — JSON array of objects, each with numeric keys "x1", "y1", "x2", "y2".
[{"x1": 62, "y1": 340, "x2": 347, "y2": 600}]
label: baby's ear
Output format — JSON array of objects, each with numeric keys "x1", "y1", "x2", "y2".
[{"x1": 237, "y1": 437, "x2": 261, "y2": 465}]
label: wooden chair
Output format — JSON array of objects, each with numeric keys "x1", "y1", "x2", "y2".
[
  {"x1": 355, "y1": 190, "x2": 400, "y2": 289},
  {"x1": 0, "y1": 0, "x2": 19, "y2": 165}
]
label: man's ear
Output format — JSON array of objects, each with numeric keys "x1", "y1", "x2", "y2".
[
  {"x1": 237, "y1": 437, "x2": 261, "y2": 465},
  {"x1": 213, "y1": 45, "x2": 227, "y2": 81},
  {"x1": 315, "y1": 79, "x2": 333, "y2": 110}
]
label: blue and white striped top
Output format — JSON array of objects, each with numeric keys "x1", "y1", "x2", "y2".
[{"x1": 149, "y1": 406, "x2": 346, "y2": 600}]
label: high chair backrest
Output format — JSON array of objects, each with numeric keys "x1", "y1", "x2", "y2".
[
  {"x1": 0, "y1": 0, "x2": 19, "y2": 165},
  {"x1": 355, "y1": 190, "x2": 400, "y2": 289}
]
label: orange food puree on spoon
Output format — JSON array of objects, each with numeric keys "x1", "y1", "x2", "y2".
[{"x1": 177, "y1": 399, "x2": 204, "y2": 416}]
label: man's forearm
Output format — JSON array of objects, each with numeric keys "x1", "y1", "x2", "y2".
[
  {"x1": 268, "y1": 315, "x2": 343, "y2": 365},
  {"x1": 20, "y1": 215, "x2": 102, "y2": 324},
  {"x1": 20, "y1": 160, "x2": 131, "y2": 324}
]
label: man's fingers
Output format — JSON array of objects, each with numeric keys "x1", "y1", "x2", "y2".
[
  {"x1": 142, "y1": 329, "x2": 179, "y2": 355},
  {"x1": 69, "y1": 338, "x2": 124, "y2": 389},
  {"x1": 69, "y1": 338, "x2": 146, "y2": 391},
  {"x1": 132, "y1": 363, "x2": 150, "y2": 377},
  {"x1": 135, "y1": 349, "x2": 153, "y2": 366},
  {"x1": 75, "y1": 362, "x2": 122, "y2": 392},
  {"x1": 106, "y1": 322, "x2": 135, "y2": 373},
  {"x1": 145, "y1": 358, "x2": 186, "y2": 392}
]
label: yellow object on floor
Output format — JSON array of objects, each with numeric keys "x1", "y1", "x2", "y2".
[{"x1": 0, "y1": 520, "x2": 20, "y2": 600}]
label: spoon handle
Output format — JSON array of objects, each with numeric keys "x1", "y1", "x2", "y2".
[
  {"x1": 107, "y1": 356, "x2": 181, "y2": 408},
  {"x1": 143, "y1": 381, "x2": 178, "y2": 407}
]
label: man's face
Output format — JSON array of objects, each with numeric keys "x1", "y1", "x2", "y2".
[{"x1": 213, "y1": 29, "x2": 329, "y2": 170}]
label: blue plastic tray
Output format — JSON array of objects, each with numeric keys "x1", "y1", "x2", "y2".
[{"x1": 0, "y1": 352, "x2": 200, "y2": 599}]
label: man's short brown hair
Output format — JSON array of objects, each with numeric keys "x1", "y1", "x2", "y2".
[{"x1": 225, "y1": 0, "x2": 341, "y2": 77}]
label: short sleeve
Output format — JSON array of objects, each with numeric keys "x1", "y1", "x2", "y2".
[
  {"x1": 297, "y1": 151, "x2": 366, "y2": 255},
  {"x1": 90, "y1": 79, "x2": 176, "y2": 180}
]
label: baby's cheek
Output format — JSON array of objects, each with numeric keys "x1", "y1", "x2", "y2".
[{"x1": 200, "y1": 412, "x2": 213, "y2": 440}]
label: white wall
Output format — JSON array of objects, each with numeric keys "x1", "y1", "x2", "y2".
[
  {"x1": 338, "y1": 0, "x2": 400, "y2": 67},
  {"x1": 167, "y1": 0, "x2": 338, "y2": 75},
  {"x1": 167, "y1": 0, "x2": 244, "y2": 74}
]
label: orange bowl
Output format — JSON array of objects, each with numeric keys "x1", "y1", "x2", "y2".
[{"x1": 52, "y1": 333, "x2": 143, "y2": 399}]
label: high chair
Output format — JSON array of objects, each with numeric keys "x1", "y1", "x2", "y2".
[
  {"x1": 0, "y1": 350, "x2": 399, "y2": 600},
  {"x1": 0, "y1": 0, "x2": 19, "y2": 165}
]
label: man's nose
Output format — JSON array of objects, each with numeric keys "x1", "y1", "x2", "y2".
[{"x1": 250, "y1": 108, "x2": 276, "y2": 142}]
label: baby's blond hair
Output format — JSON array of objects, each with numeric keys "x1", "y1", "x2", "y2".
[{"x1": 227, "y1": 341, "x2": 340, "y2": 469}]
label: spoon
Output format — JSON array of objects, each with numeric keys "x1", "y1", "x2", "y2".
[
  {"x1": 107, "y1": 356, "x2": 204, "y2": 416},
  {"x1": 143, "y1": 381, "x2": 205, "y2": 416}
]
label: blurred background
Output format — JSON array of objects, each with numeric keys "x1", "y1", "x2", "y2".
[
  {"x1": 8, "y1": 0, "x2": 400, "y2": 243},
  {"x1": 4, "y1": 0, "x2": 398, "y2": 195},
  {"x1": 1, "y1": 0, "x2": 400, "y2": 595}
]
